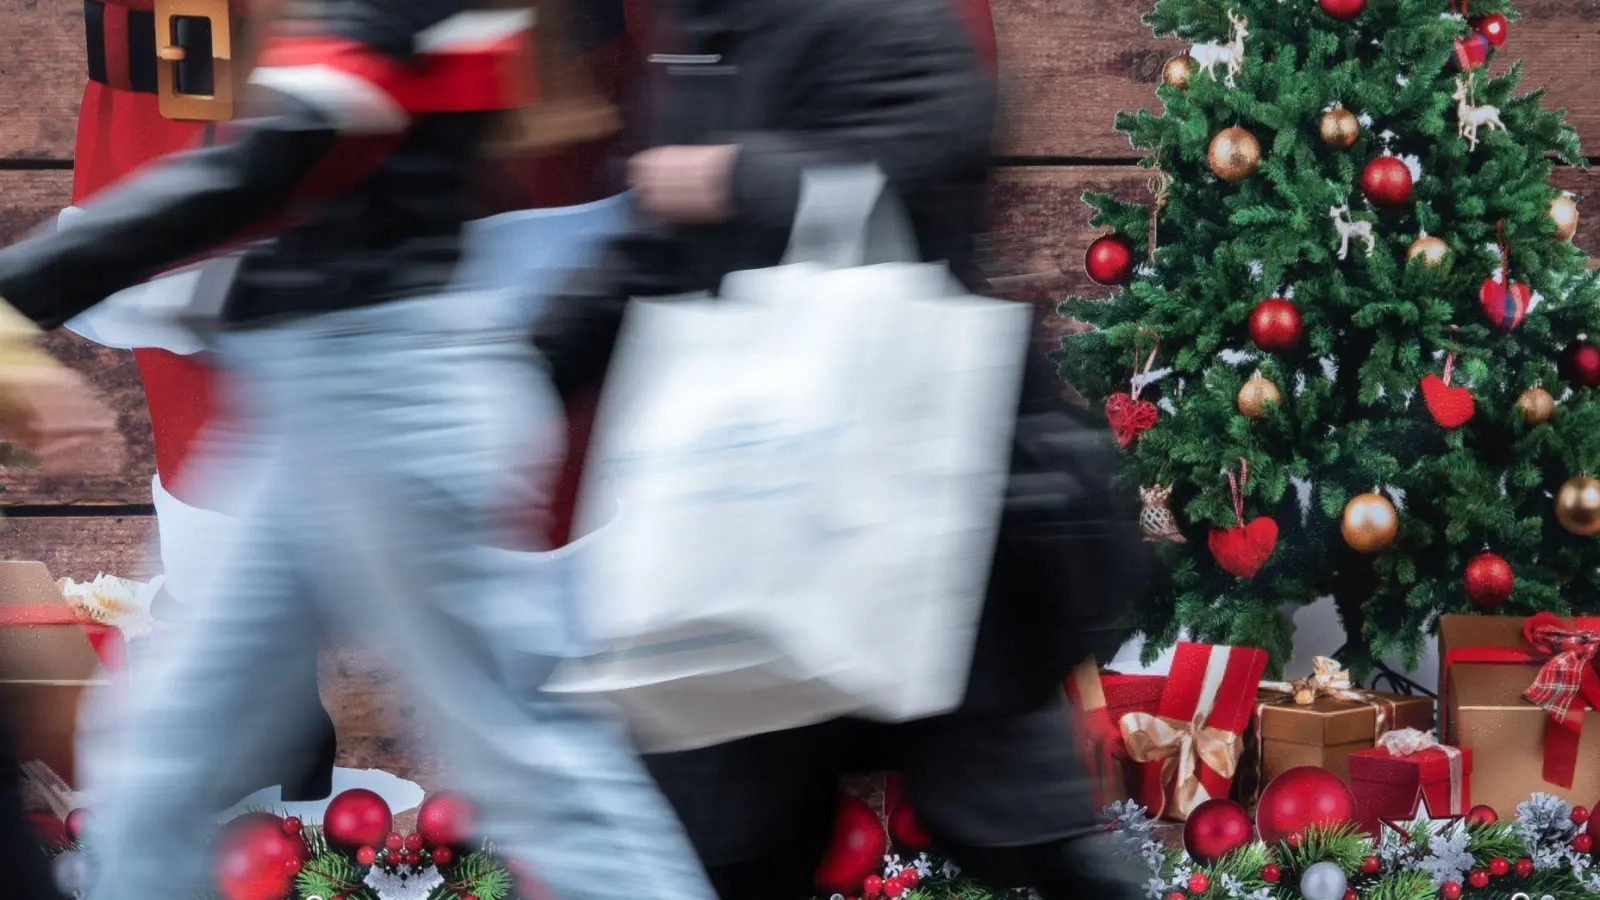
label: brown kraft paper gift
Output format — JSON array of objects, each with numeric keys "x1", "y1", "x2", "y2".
[
  {"x1": 1252, "y1": 690, "x2": 1435, "y2": 786},
  {"x1": 1437, "y1": 614, "x2": 1600, "y2": 816},
  {"x1": 0, "y1": 562, "x2": 108, "y2": 786}
]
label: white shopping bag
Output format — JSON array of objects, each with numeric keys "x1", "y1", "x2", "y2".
[{"x1": 545, "y1": 167, "x2": 1031, "y2": 751}]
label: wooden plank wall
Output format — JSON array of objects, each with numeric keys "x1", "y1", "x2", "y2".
[{"x1": 1, "y1": 0, "x2": 1597, "y2": 786}]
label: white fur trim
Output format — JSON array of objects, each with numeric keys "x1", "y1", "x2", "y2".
[{"x1": 249, "y1": 64, "x2": 411, "y2": 134}]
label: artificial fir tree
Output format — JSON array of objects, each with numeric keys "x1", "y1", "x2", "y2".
[{"x1": 1058, "y1": 0, "x2": 1600, "y2": 674}]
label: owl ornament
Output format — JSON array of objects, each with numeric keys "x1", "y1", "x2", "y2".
[{"x1": 1140, "y1": 484, "x2": 1187, "y2": 543}]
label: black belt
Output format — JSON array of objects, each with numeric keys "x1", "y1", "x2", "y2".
[{"x1": 84, "y1": 1, "x2": 243, "y2": 97}]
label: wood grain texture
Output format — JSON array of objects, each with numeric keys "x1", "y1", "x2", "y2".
[
  {"x1": 3, "y1": 0, "x2": 1599, "y2": 160},
  {"x1": 0, "y1": 514, "x2": 155, "y2": 580},
  {"x1": 0, "y1": 171, "x2": 155, "y2": 506}
]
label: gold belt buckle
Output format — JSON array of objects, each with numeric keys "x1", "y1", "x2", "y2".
[{"x1": 154, "y1": 0, "x2": 235, "y2": 122}]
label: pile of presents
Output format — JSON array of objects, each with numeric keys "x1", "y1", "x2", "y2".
[{"x1": 1064, "y1": 614, "x2": 1600, "y2": 829}]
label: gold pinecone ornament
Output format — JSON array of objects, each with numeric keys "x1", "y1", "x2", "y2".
[{"x1": 1140, "y1": 484, "x2": 1187, "y2": 543}]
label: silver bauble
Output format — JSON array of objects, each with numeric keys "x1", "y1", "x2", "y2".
[{"x1": 1299, "y1": 861, "x2": 1348, "y2": 900}]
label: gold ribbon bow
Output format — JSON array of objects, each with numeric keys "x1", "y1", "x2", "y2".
[
  {"x1": 1259, "y1": 656, "x2": 1367, "y2": 705},
  {"x1": 1119, "y1": 711, "x2": 1242, "y2": 818}
]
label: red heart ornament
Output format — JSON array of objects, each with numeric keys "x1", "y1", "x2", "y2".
[
  {"x1": 1479, "y1": 278, "x2": 1531, "y2": 333},
  {"x1": 1105, "y1": 392, "x2": 1158, "y2": 447},
  {"x1": 1421, "y1": 374, "x2": 1475, "y2": 428},
  {"x1": 1208, "y1": 517, "x2": 1279, "y2": 578}
]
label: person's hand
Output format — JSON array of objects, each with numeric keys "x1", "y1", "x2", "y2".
[
  {"x1": 627, "y1": 145, "x2": 740, "y2": 224},
  {"x1": 0, "y1": 360, "x2": 120, "y2": 475}
]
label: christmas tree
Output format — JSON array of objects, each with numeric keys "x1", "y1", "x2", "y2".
[{"x1": 1057, "y1": 0, "x2": 1600, "y2": 674}]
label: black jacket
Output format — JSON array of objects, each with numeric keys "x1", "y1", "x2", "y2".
[
  {"x1": 532, "y1": 0, "x2": 997, "y2": 399},
  {"x1": 0, "y1": 0, "x2": 498, "y2": 329}
]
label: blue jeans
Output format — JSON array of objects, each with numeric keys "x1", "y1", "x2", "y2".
[{"x1": 81, "y1": 291, "x2": 714, "y2": 900}]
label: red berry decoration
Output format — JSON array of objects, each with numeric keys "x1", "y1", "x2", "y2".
[
  {"x1": 1261, "y1": 864, "x2": 1281, "y2": 884},
  {"x1": 1361, "y1": 856, "x2": 1381, "y2": 875},
  {"x1": 1256, "y1": 766, "x2": 1357, "y2": 846},
  {"x1": 465, "y1": 895, "x2": 480, "y2": 900},
  {"x1": 1574, "y1": 806, "x2": 1592, "y2": 826},
  {"x1": 385, "y1": 832, "x2": 404, "y2": 852},
  {"x1": 1188, "y1": 873, "x2": 1210, "y2": 894},
  {"x1": 1472, "y1": 13, "x2": 1508, "y2": 48},
  {"x1": 281, "y1": 817, "x2": 302, "y2": 836},
  {"x1": 405, "y1": 833, "x2": 424, "y2": 852},
  {"x1": 356, "y1": 846, "x2": 378, "y2": 867},
  {"x1": 1183, "y1": 799, "x2": 1255, "y2": 864},
  {"x1": 1167, "y1": 893, "x2": 1187, "y2": 900},
  {"x1": 1515, "y1": 859, "x2": 1534, "y2": 877},
  {"x1": 1468, "y1": 869, "x2": 1489, "y2": 889},
  {"x1": 1362, "y1": 156, "x2": 1414, "y2": 207},
  {"x1": 1318, "y1": 0, "x2": 1366, "y2": 20},
  {"x1": 213, "y1": 812, "x2": 311, "y2": 900},
  {"x1": 1086, "y1": 234, "x2": 1137, "y2": 286},
  {"x1": 1465, "y1": 553, "x2": 1514, "y2": 610},
  {"x1": 1575, "y1": 833, "x2": 1594, "y2": 853},
  {"x1": 864, "y1": 875, "x2": 884, "y2": 898},
  {"x1": 813, "y1": 797, "x2": 888, "y2": 896},
  {"x1": 1565, "y1": 338, "x2": 1600, "y2": 389},
  {"x1": 1285, "y1": 832, "x2": 1303, "y2": 848},
  {"x1": 64, "y1": 808, "x2": 91, "y2": 842},
  {"x1": 900, "y1": 869, "x2": 921, "y2": 889},
  {"x1": 417, "y1": 791, "x2": 478, "y2": 851},
  {"x1": 1440, "y1": 882, "x2": 1462, "y2": 900},
  {"x1": 433, "y1": 846, "x2": 454, "y2": 866},
  {"x1": 1490, "y1": 858, "x2": 1510, "y2": 877},
  {"x1": 1248, "y1": 298, "x2": 1303, "y2": 353},
  {"x1": 1343, "y1": 891, "x2": 1358, "y2": 900},
  {"x1": 884, "y1": 882, "x2": 905, "y2": 899},
  {"x1": 1466, "y1": 805, "x2": 1499, "y2": 826},
  {"x1": 324, "y1": 789, "x2": 394, "y2": 852},
  {"x1": 888, "y1": 802, "x2": 934, "y2": 852}
]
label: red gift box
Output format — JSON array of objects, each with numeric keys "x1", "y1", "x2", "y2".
[
  {"x1": 1349, "y1": 738, "x2": 1472, "y2": 834},
  {"x1": 1119, "y1": 642, "x2": 1268, "y2": 821},
  {"x1": 1103, "y1": 671, "x2": 1166, "y2": 717},
  {"x1": 1066, "y1": 663, "x2": 1161, "y2": 807}
]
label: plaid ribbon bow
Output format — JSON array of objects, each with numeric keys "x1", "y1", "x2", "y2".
[{"x1": 1523, "y1": 612, "x2": 1600, "y2": 724}]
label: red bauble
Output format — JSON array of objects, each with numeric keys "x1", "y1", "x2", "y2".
[
  {"x1": 356, "y1": 847, "x2": 378, "y2": 867},
  {"x1": 324, "y1": 789, "x2": 394, "y2": 852},
  {"x1": 417, "y1": 791, "x2": 477, "y2": 851},
  {"x1": 1318, "y1": 0, "x2": 1366, "y2": 20},
  {"x1": 1260, "y1": 864, "x2": 1281, "y2": 884},
  {"x1": 1464, "y1": 553, "x2": 1514, "y2": 610},
  {"x1": 864, "y1": 875, "x2": 885, "y2": 898},
  {"x1": 214, "y1": 813, "x2": 310, "y2": 900},
  {"x1": 1574, "y1": 806, "x2": 1591, "y2": 826},
  {"x1": 887, "y1": 802, "x2": 933, "y2": 852},
  {"x1": 1086, "y1": 234, "x2": 1137, "y2": 286},
  {"x1": 1183, "y1": 799, "x2": 1255, "y2": 864},
  {"x1": 1440, "y1": 882, "x2": 1462, "y2": 900},
  {"x1": 1362, "y1": 157, "x2": 1414, "y2": 207},
  {"x1": 432, "y1": 846, "x2": 454, "y2": 867},
  {"x1": 65, "y1": 808, "x2": 91, "y2": 842},
  {"x1": 1562, "y1": 339, "x2": 1600, "y2": 389},
  {"x1": 1255, "y1": 766, "x2": 1357, "y2": 846},
  {"x1": 1515, "y1": 859, "x2": 1534, "y2": 877},
  {"x1": 1472, "y1": 13, "x2": 1508, "y2": 48},
  {"x1": 1249, "y1": 298, "x2": 1303, "y2": 352},
  {"x1": 813, "y1": 797, "x2": 888, "y2": 895},
  {"x1": 1188, "y1": 873, "x2": 1210, "y2": 894},
  {"x1": 1575, "y1": 833, "x2": 1594, "y2": 853},
  {"x1": 1490, "y1": 857, "x2": 1510, "y2": 877},
  {"x1": 1361, "y1": 856, "x2": 1381, "y2": 875},
  {"x1": 1465, "y1": 805, "x2": 1499, "y2": 826},
  {"x1": 1468, "y1": 869, "x2": 1489, "y2": 889}
]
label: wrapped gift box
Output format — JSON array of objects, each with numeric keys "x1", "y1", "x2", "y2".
[
  {"x1": 1349, "y1": 739, "x2": 1471, "y2": 834},
  {"x1": 1252, "y1": 689, "x2": 1434, "y2": 785},
  {"x1": 1066, "y1": 663, "x2": 1162, "y2": 807},
  {"x1": 0, "y1": 562, "x2": 110, "y2": 786},
  {"x1": 1437, "y1": 614, "x2": 1600, "y2": 817},
  {"x1": 1103, "y1": 671, "x2": 1165, "y2": 717}
]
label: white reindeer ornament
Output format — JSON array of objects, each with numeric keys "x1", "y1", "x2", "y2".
[
  {"x1": 1192, "y1": 10, "x2": 1249, "y2": 89},
  {"x1": 1453, "y1": 76, "x2": 1504, "y2": 152},
  {"x1": 1330, "y1": 205, "x2": 1375, "y2": 260}
]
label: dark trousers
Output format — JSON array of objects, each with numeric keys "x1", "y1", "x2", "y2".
[{"x1": 0, "y1": 711, "x2": 67, "y2": 900}]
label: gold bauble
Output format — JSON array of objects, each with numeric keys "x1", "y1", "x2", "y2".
[
  {"x1": 1517, "y1": 387, "x2": 1556, "y2": 426},
  {"x1": 1407, "y1": 235, "x2": 1450, "y2": 268},
  {"x1": 1342, "y1": 492, "x2": 1399, "y2": 554},
  {"x1": 1551, "y1": 194, "x2": 1580, "y2": 242},
  {"x1": 1209, "y1": 126, "x2": 1262, "y2": 183},
  {"x1": 1163, "y1": 55, "x2": 1197, "y2": 91},
  {"x1": 1237, "y1": 377, "x2": 1281, "y2": 418},
  {"x1": 1556, "y1": 475, "x2": 1600, "y2": 536},
  {"x1": 1319, "y1": 107, "x2": 1360, "y2": 150}
]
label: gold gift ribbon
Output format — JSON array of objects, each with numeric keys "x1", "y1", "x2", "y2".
[
  {"x1": 1253, "y1": 656, "x2": 1396, "y2": 798},
  {"x1": 1119, "y1": 711, "x2": 1242, "y2": 819}
]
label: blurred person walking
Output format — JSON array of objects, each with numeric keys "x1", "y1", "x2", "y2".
[
  {"x1": 533, "y1": 1, "x2": 1151, "y2": 898},
  {"x1": 0, "y1": 4, "x2": 716, "y2": 900}
]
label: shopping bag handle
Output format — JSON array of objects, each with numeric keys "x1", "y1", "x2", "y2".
[{"x1": 780, "y1": 166, "x2": 920, "y2": 269}]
